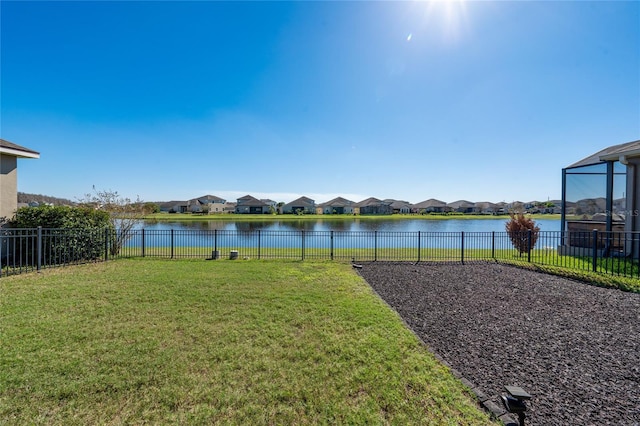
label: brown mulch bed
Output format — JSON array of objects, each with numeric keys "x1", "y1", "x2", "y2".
[{"x1": 358, "y1": 262, "x2": 640, "y2": 426}]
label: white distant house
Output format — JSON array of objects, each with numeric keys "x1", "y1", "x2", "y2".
[{"x1": 1, "y1": 139, "x2": 40, "y2": 221}]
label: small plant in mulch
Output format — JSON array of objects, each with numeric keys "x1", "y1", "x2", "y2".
[{"x1": 505, "y1": 211, "x2": 540, "y2": 256}]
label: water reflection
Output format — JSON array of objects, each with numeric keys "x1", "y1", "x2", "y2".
[{"x1": 141, "y1": 218, "x2": 560, "y2": 233}]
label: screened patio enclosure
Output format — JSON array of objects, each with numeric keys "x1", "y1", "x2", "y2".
[{"x1": 561, "y1": 140, "x2": 640, "y2": 258}]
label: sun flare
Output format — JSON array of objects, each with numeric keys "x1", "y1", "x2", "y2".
[{"x1": 419, "y1": 0, "x2": 469, "y2": 43}]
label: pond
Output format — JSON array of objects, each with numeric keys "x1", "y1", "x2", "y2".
[
  {"x1": 127, "y1": 217, "x2": 562, "y2": 252},
  {"x1": 140, "y1": 217, "x2": 561, "y2": 233}
]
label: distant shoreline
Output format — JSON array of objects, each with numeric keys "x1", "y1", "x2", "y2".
[{"x1": 143, "y1": 213, "x2": 561, "y2": 222}]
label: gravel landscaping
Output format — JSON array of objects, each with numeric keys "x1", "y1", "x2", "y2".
[{"x1": 358, "y1": 262, "x2": 640, "y2": 426}]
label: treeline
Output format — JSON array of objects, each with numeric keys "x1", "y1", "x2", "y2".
[{"x1": 17, "y1": 192, "x2": 75, "y2": 206}]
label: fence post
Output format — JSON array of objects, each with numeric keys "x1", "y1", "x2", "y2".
[
  {"x1": 141, "y1": 228, "x2": 146, "y2": 258},
  {"x1": 104, "y1": 228, "x2": 109, "y2": 261},
  {"x1": 301, "y1": 230, "x2": 305, "y2": 260},
  {"x1": 171, "y1": 229, "x2": 175, "y2": 259},
  {"x1": 491, "y1": 231, "x2": 495, "y2": 259},
  {"x1": 37, "y1": 226, "x2": 42, "y2": 272},
  {"x1": 461, "y1": 231, "x2": 465, "y2": 264},
  {"x1": 527, "y1": 229, "x2": 532, "y2": 263},
  {"x1": 592, "y1": 229, "x2": 598, "y2": 272},
  {"x1": 258, "y1": 230, "x2": 261, "y2": 260},
  {"x1": 374, "y1": 231, "x2": 378, "y2": 262},
  {"x1": 417, "y1": 231, "x2": 421, "y2": 263},
  {"x1": 330, "y1": 231, "x2": 334, "y2": 261}
]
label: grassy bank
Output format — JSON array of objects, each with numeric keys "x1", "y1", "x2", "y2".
[
  {"x1": 144, "y1": 213, "x2": 561, "y2": 221},
  {"x1": 1, "y1": 259, "x2": 494, "y2": 425},
  {"x1": 118, "y1": 247, "x2": 639, "y2": 293}
]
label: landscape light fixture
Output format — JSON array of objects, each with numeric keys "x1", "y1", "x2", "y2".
[{"x1": 501, "y1": 385, "x2": 532, "y2": 426}]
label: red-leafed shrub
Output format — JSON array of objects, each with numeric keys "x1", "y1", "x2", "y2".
[{"x1": 505, "y1": 212, "x2": 540, "y2": 255}]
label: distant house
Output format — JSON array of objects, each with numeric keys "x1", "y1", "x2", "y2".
[
  {"x1": 235, "y1": 195, "x2": 269, "y2": 214},
  {"x1": 447, "y1": 200, "x2": 475, "y2": 213},
  {"x1": 260, "y1": 199, "x2": 278, "y2": 213},
  {"x1": 494, "y1": 202, "x2": 508, "y2": 214},
  {"x1": 282, "y1": 196, "x2": 315, "y2": 214},
  {"x1": 385, "y1": 199, "x2": 412, "y2": 214},
  {"x1": 574, "y1": 197, "x2": 607, "y2": 217},
  {"x1": 318, "y1": 197, "x2": 355, "y2": 215},
  {"x1": 159, "y1": 201, "x2": 188, "y2": 213},
  {"x1": 545, "y1": 200, "x2": 563, "y2": 214},
  {"x1": 354, "y1": 197, "x2": 393, "y2": 215},
  {"x1": 0, "y1": 139, "x2": 40, "y2": 221},
  {"x1": 187, "y1": 194, "x2": 227, "y2": 214},
  {"x1": 412, "y1": 198, "x2": 448, "y2": 213},
  {"x1": 474, "y1": 201, "x2": 499, "y2": 214}
]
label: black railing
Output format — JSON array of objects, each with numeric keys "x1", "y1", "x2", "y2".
[{"x1": 1, "y1": 227, "x2": 639, "y2": 279}]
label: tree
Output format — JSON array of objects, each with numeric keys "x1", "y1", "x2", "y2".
[
  {"x1": 505, "y1": 211, "x2": 540, "y2": 256},
  {"x1": 144, "y1": 202, "x2": 160, "y2": 214},
  {"x1": 78, "y1": 187, "x2": 149, "y2": 256}
]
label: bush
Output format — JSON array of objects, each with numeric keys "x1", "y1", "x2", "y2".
[
  {"x1": 8, "y1": 205, "x2": 113, "y2": 264},
  {"x1": 11, "y1": 205, "x2": 111, "y2": 229},
  {"x1": 505, "y1": 212, "x2": 540, "y2": 255}
]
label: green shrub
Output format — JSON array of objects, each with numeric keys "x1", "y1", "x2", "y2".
[{"x1": 8, "y1": 205, "x2": 113, "y2": 264}]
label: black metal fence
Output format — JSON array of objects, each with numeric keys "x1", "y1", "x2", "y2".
[{"x1": 1, "y1": 227, "x2": 639, "y2": 279}]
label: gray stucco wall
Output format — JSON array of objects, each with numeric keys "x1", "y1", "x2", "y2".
[{"x1": 1, "y1": 154, "x2": 18, "y2": 220}]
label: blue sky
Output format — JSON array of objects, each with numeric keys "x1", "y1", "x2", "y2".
[{"x1": 2, "y1": 1, "x2": 638, "y2": 204}]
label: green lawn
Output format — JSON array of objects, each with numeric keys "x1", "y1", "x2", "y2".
[{"x1": 1, "y1": 259, "x2": 494, "y2": 425}]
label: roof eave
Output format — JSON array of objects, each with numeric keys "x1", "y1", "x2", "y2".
[
  {"x1": 0, "y1": 146, "x2": 40, "y2": 159},
  {"x1": 599, "y1": 148, "x2": 640, "y2": 162}
]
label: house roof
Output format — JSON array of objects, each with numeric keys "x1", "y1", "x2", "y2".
[
  {"x1": 354, "y1": 197, "x2": 391, "y2": 207},
  {"x1": 0, "y1": 139, "x2": 40, "y2": 159},
  {"x1": 447, "y1": 200, "x2": 475, "y2": 208},
  {"x1": 387, "y1": 200, "x2": 412, "y2": 209},
  {"x1": 284, "y1": 196, "x2": 315, "y2": 206},
  {"x1": 318, "y1": 197, "x2": 354, "y2": 207},
  {"x1": 413, "y1": 198, "x2": 446, "y2": 209},
  {"x1": 159, "y1": 200, "x2": 187, "y2": 208},
  {"x1": 568, "y1": 139, "x2": 640, "y2": 168},
  {"x1": 475, "y1": 201, "x2": 498, "y2": 209},
  {"x1": 237, "y1": 195, "x2": 268, "y2": 206},
  {"x1": 189, "y1": 194, "x2": 226, "y2": 204}
]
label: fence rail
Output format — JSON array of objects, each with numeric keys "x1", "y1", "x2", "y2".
[{"x1": 1, "y1": 227, "x2": 639, "y2": 279}]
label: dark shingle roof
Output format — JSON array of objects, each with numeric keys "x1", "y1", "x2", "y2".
[
  {"x1": 0, "y1": 138, "x2": 40, "y2": 157},
  {"x1": 237, "y1": 195, "x2": 268, "y2": 207},
  {"x1": 412, "y1": 198, "x2": 446, "y2": 209},
  {"x1": 568, "y1": 140, "x2": 640, "y2": 168},
  {"x1": 284, "y1": 196, "x2": 315, "y2": 206},
  {"x1": 354, "y1": 197, "x2": 391, "y2": 207},
  {"x1": 318, "y1": 197, "x2": 354, "y2": 207}
]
